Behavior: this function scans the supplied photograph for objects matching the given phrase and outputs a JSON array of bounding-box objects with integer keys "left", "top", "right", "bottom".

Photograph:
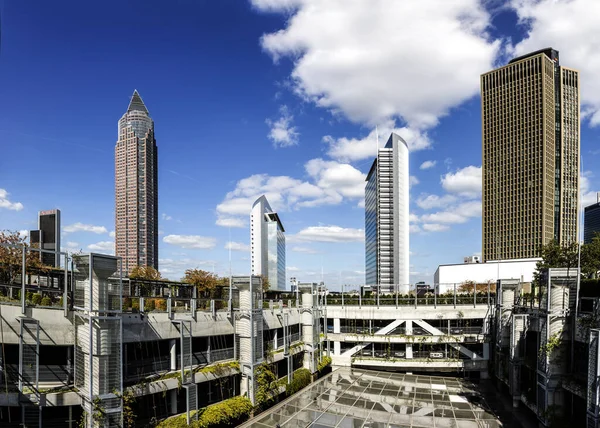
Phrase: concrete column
[
  {"left": 273, "top": 329, "right": 278, "bottom": 350},
  {"left": 333, "top": 318, "right": 340, "bottom": 334},
  {"left": 406, "top": 344, "right": 413, "bottom": 359},
  {"left": 334, "top": 341, "right": 341, "bottom": 356},
  {"left": 170, "top": 389, "right": 177, "bottom": 415},
  {"left": 483, "top": 343, "right": 490, "bottom": 360},
  {"left": 300, "top": 284, "right": 316, "bottom": 373},
  {"left": 170, "top": 339, "right": 177, "bottom": 371},
  {"left": 405, "top": 320, "right": 413, "bottom": 335}
]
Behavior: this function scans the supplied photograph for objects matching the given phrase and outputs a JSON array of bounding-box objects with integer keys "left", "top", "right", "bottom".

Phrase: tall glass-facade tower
[
  {"left": 115, "top": 90, "right": 159, "bottom": 274},
  {"left": 365, "top": 133, "right": 410, "bottom": 293},
  {"left": 251, "top": 195, "right": 286, "bottom": 291},
  {"left": 481, "top": 48, "right": 579, "bottom": 261}
]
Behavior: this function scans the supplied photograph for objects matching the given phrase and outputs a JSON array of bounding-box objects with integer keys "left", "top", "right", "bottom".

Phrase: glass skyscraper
[
  {"left": 584, "top": 195, "right": 600, "bottom": 244},
  {"left": 115, "top": 90, "right": 159, "bottom": 274},
  {"left": 365, "top": 133, "right": 410, "bottom": 293},
  {"left": 251, "top": 195, "right": 286, "bottom": 291}
]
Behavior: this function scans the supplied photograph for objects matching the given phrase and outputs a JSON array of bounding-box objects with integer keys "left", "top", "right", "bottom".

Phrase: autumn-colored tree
[
  {"left": 458, "top": 280, "right": 496, "bottom": 293},
  {"left": 183, "top": 269, "right": 218, "bottom": 297},
  {"left": 255, "top": 275, "right": 270, "bottom": 293},
  {"left": 129, "top": 265, "right": 162, "bottom": 280},
  {"left": 0, "top": 230, "right": 48, "bottom": 285}
]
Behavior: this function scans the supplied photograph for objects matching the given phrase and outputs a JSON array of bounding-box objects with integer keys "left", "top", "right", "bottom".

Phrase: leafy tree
[
  {"left": 129, "top": 265, "right": 161, "bottom": 280},
  {"left": 183, "top": 269, "right": 218, "bottom": 297},
  {"left": 254, "top": 275, "right": 270, "bottom": 292},
  {"left": 458, "top": 280, "right": 496, "bottom": 293},
  {"left": 0, "top": 230, "right": 49, "bottom": 285},
  {"left": 582, "top": 233, "right": 600, "bottom": 279},
  {"left": 533, "top": 240, "right": 579, "bottom": 287}
]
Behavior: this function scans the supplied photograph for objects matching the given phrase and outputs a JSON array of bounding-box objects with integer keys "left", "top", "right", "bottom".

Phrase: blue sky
[{"left": 1, "top": 0, "right": 599, "bottom": 289}]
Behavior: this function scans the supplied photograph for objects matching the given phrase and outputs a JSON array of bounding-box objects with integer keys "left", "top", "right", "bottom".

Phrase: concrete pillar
[
  {"left": 333, "top": 318, "right": 340, "bottom": 334},
  {"left": 273, "top": 329, "right": 278, "bottom": 350},
  {"left": 483, "top": 343, "right": 490, "bottom": 360},
  {"left": 406, "top": 344, "right": 413, "bottom": 359},
  {"left": 300, "top": 284, "right": 316, "bottom": 373},
  {"left": 334, "top": 341, "right": 341, "bottom": 356},
  {"left": 405, "top": 320, "right": 413, "bottom": 335},
  {"left": 170, "top": 389, "right": 178, "bottom": 415},
  {"left": 170, "top": 339, "right": 177, "bottom": 371}
]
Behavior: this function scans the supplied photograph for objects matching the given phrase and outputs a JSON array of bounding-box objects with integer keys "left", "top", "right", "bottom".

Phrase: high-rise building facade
[
  {"left": 481, "top": 48, "right": 579, "bottom": 261},
  {"left": 365, "top": 133, "right": 410, "bottom": 293},
  {"left": 584, "top": 193, "right": 600, "bottom": 244},
  {"left": 30, "top": 209, "right": 61, "bottom": 267},
  {"left": 251, "top": 195, "right": 286, "bottom": 291},
  {"left": 115, "top": 90, "right": 158, "bottom": 274}
]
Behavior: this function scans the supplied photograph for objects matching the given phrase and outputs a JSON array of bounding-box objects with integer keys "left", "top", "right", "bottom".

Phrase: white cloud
[
  {"left": 163, "top": 235, "right": 217, "bottom": 250},
  {"left": 420, "top": 200, "right": 482, "bottom": 224},
  {"left": 162, "top": 213, "right": 173, "bottom": 221},
  {"left": 225, "top": 241, "right": 250, "bottom": 252},
  {"left": 410, "top": 224, "right": 422, "bottom": 234},
  {"left": 254, "top": 0, "right": 499, "bottom": 129},
  {"left": 87, "top": 241, "right": 114, "bottom": 254},
  {"left": 409, "top": 213, "right": 420, "bottom": 223},
  {"left": 324, "top": 123, "right": 431, "bottom": 162},
  {"left": 416, "top": 194, "right": 458, "bottom": 210},
  {"left": 62, "top": 242, "right": 82, "bottom": 253},
  {"left": 409, "top": 176, "right": 420, "bottom": 187},
  {"left": 109, "top": 231, "right": 116, "bottom": 238},
  {"left": 0, "top": 189, "right": 24, "bottom": 211},
  {"left": 64, "top": 223, "right": 108, "bottom": 234},
  {"left": 420, "top": 160, "right": 437, "bottom": 170},
  {"left": 266, "top": 105, "right": 299, "bottom": 148},
  {"left": 581, "top": 171, "right": 600, "bottom": 207},
  {"left": 291, "top": 246, "right": 319, "bottom": 254},
  {"left": 216, "top": 160, "right": 365, "bottom": 225},
  {"left": 292, "top": 225, "right": 364, "bottom": 243},
  {"left": 216, "top": 217, "right": 246, "bottom": 228},
  {"left": 19, "top": 230, "right": 28, "bottom": 239},
  {"left": 159, "top": 258, "right": 217, "bottom": 280},
  {"left": 287, "top": 266, "right": 300, "bottom": 272},
  {"left": 422, "top": 223, "right": 450, "bottom": 232},
  {"left": 509, "top": 0, "right": 600, "bottom": 125},
  {"left": 441, "top": 166, "right": 482, "bottom": 198}
]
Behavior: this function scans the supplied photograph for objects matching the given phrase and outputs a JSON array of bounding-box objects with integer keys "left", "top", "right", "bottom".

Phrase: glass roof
[{"left": 241, "top": 368, "right": 502, "bottom": 428}]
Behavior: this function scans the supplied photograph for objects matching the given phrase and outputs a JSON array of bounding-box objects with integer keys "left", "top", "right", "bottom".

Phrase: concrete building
[
  {"left": 584, "top": 193, "right": 600, "bottom": 244},
  {"left": 434, "top": 258, "right": 540, "bottom": 294},
  {"left": 251, "top": 195, "right": 286, "bottom": 291},
  {"left": 365, "top": 133, "right": 409, "bottom": 293},
  {"left": 481, "top": 48, "right": 580, "bottom": 261},
  {"left": 29, "top": 209, "right": 61, "bottom": 267},
  {"left": 115, "top": 90, "right": 159, "bottom": 274}
]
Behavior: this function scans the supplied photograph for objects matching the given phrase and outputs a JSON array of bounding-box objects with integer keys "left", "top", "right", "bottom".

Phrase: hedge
[
  {"left": 286, "top": 368, "right": 311, "bottom": 396},
  {"left": 156, "top": 396, "right": 253, "bottom": 428}
]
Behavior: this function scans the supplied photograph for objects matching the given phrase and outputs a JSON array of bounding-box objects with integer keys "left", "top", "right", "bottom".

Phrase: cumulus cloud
[
  {"left": 409, "top": 176, "right": 420, "bottom": 187},
  {"left": 162, "top": 213, "right": 173, "bottom": 221},
  {"left": 422, "top": 223, "right": 450, "bottom": 232},
  {"left": 64, "top": 223, "right": 108, "bottom": 234},
  {"left": 253, "top": 0, "right": 500, "bottom": 129},
  {"left": 420, "top": 160, "right": 437, "bottom": 170},
  {"left": 266, "top": 105, "right": 299, "bottom": 148},
  {"left": 420, "top": 200, "right": 482, "bottom": 224},
  {"left": 216, "top": 160, "right": 365, "bottom": 225},
  {"left": 163, "top": 235, "right": 217, "bottom": 249},
  {"left": 416, "top": 194, "right": 458, "bottom": 210},
  {"left": 510, "top": 0, "right": 600, "bottom": 125},
  {"left": 0, "top": 189, "right": 24, "bottom": 211},
  {"left": 87, "top": 241, "right": 115, "bottom": 254},
  {"left": 225, "top": 241, "right": 250, "bottom": 252},
  {"left": 324, "top": 122, "right": 431, "bottom": 162},
  {"left": 216, "top": 217, "right": 246, "bottom": 228},
  {"left": 109, "top": 231, "right": 116, "bottom": 238},
  {"left": 441, "top": 166, "right": 482, "bottom": 198},
  {"left": 581, "top": 171, "right": 600, "bottom": 207},
  {"left": 292, "top": 225, "right": 364, "bottom": 243},
  {"left": 159, "top": 258, "right": 216, "bottom": 280}
]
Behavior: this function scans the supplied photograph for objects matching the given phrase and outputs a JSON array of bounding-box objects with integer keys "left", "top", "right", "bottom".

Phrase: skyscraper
[
  {"left": 250, "top": 195, "right": 286, "bottom": 291},
  {"left": 584, "top": 193, "right": 600, "bottom": 244},
  {"left": 481, "top": 48, "right": 579, "bottom": 261},
  {"left": 365, "top": 133, "right": 410, "bottom": 293},
  {"left": 115, "top": 90, "right": 158, "bottom": 274},
  {"left": 30, "top": 209, "right": 61, "bottom": 267}
]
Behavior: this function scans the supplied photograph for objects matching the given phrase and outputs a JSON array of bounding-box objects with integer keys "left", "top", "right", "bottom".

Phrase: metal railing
[{"left": 325, "top": 290, "right": 495, "bottom": 308}]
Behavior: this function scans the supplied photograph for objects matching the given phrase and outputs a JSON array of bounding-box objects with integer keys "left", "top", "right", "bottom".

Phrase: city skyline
[{"left": 2, "top": 1, "right": 600, "bottom": 288}]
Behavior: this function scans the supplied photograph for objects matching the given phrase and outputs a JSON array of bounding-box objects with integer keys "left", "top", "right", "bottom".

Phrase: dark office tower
[
  {"left": 481, "top": 48, "right": 580, "bottom": 261},
  {"left": 115, "top": 90, "right": 159, "bottom": 274},
  {"left": 584, "top": 193, "right": 600, "bottom": 244},
  {"left": 30, "top": 209, "right": 61, "bottom": 267}
]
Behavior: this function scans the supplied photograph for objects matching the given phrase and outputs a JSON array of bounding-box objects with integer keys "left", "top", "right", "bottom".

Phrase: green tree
[
  {"left": 129, "top": 265, "right": 162, "bottom": 280},
  {"left": 582, "top": 233, "right": 600, "bottom": 279},
  {"left": 183, "top": 269, "right": 218, "bottom": 297},
  {"left": 533, "top": 240, "right": 579, "bottom": 287},
  {"left": 0, "top": 230, "right": 49, "bottom": 285}
]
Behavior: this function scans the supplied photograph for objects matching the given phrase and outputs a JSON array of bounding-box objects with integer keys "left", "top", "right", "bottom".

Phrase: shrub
[
  {"left": 156, "top": 396, "right": 253, "bottom": 428},
  {"left": 317, "top": 356, "right": 332, "bottom": 374},
  {"left": 155, "top": 299, "right": 167, "bottom": 311},
  {"left": 40, "top": 296, "right": 52, "bottom": 306},
  {"left": 286, "top": 368, "right": 311, "bottom": 396},
  {"left": 31, "top": 293, "right": 42, "bottom": 305},
  {"left": 131, "top": 300, "right": 140, "bottom": 313},
  {"left": 26, "top": 291, "right": 33, "bottom": 302},
  {"left": 58, "top": 296, "right": 64, "bottom": 307},
  {"left": 123, "top": 297, "right": 132, "bottom": 309},
  {"left": 144, "top": 299, "right": 155, "bottom": 312}
]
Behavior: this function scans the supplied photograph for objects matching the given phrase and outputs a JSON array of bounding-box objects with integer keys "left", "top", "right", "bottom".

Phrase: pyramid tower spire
[{"left": 127, "top": 89, "right": 149, "bottom": 114}]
